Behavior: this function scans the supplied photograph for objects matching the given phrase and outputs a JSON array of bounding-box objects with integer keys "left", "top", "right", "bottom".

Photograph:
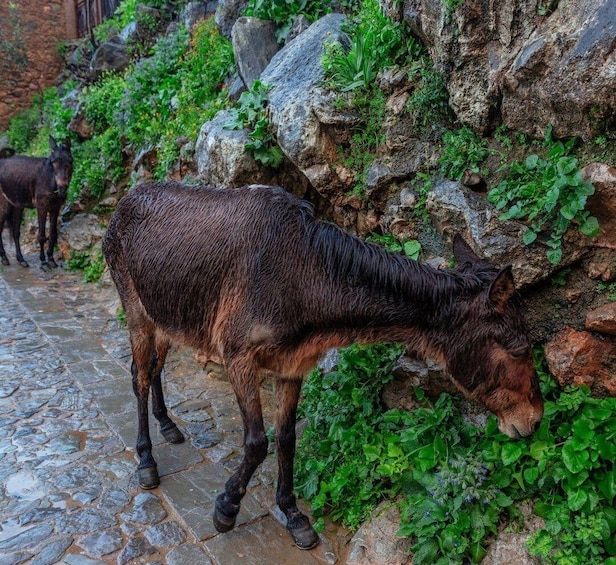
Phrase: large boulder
[
  {"left": 396, "top": 0, "right": 615, "bottom": 139},
  {"left": 260, "top": 14, "right": 357, "bottom": 202},
  {"left": 90, "top": 35, "right": 130, "bottom": 77},
  {"left": 195, "top": 110, "right": 272, "bottom": 187},
  {"left": 425, "top": 179, "right": 586, "bottom": 287},
  {"left": 231, "top": 17, "right": 280, "bottom": 88}
]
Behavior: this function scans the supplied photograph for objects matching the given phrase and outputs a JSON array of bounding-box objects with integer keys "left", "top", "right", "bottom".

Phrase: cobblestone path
[{"left": 0, "top": 258, "right": 346, "bottom": 565}]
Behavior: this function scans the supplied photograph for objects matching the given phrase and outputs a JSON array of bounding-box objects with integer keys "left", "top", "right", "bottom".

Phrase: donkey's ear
[
  {"left": 64, "top": 137, "right": 71, "bottom": 150},
  {"left": 489, "top": 265, "right": 516, "bottom": 309},
  {"left": 453, "top": 233, "right": 482, "bottom": 265},
  {"left": 49, "top": 136, "right": 58, "bottom": 150}
]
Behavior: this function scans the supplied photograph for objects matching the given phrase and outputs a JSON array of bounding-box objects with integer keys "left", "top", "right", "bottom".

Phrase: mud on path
[{"left": 0, "top": 251, "right": 348, "bottom": 565}]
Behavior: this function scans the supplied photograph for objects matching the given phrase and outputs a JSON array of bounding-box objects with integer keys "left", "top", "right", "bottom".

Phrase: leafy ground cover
[{"left": 295, "top": 344, "right": 616, "bottom": 564}]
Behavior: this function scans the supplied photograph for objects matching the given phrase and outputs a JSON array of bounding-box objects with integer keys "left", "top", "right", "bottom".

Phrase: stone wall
[{"left": 0, "top": 0, "right": 76, "bottom": 131}]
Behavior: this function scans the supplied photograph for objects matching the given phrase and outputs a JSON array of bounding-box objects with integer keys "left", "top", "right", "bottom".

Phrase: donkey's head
[
  {"left": 443, "top": 235, "right": 543, "bottom": 438},
  {"left": 48, "top": 136, "right": 73, "bottom": 196}
]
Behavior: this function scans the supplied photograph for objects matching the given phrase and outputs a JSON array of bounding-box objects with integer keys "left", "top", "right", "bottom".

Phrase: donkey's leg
[
  {"left": 45, "top": 207, "right": 60, "bottom": 268},
  {"left": 0, "top": 203, "right": 10, "bottom": 265},
  {"left": 130, "top": 321, "right": 160, "bottom": 489},
  {"left": 275, "top": 378, "right": 319, "bottom": 549},
  {"left": 150, "top": 333, "right": 185, "bottom": 444},
  {"left": 12, "top": 207, "right": 28, "bottom": 267},
  {"left": 213, "top": 358, "right": 268, "bottom": 533},
  {"left": 36, "top": 207, "right": 50, "bottom": 269}
]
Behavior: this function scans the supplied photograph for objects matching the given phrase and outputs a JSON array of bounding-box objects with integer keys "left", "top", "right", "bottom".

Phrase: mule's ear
[
  {"left": 64, "top": 138, "right": 71, "bottom": 150},
  {"left": 49, "top": 136, "right": 58, "bottom": 150},
  {"left": 489, "top": 265, "right": 516, "bottom": 309},
  {"left": 453, "top": 233, "right": 482, "bottom": 265}
]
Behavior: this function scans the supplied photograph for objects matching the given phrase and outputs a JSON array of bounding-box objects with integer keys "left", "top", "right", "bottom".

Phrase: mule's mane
[{"left": 306, "top": 218, "right": 498, "bottom": 304}]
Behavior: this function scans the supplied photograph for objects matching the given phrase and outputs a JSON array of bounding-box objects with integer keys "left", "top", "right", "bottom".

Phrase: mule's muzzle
[{"left": 498, "top": 408, "right": 543, "bottom": 439}]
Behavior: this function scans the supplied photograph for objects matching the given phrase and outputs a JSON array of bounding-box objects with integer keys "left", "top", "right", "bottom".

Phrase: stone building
[{"left": 0, "top": 0, "right": 118, "bottom": 130}]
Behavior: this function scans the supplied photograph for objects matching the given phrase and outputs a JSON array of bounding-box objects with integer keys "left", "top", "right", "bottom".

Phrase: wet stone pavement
[{"left": 0, "top": 254, "right": 347, "bottom": 565}]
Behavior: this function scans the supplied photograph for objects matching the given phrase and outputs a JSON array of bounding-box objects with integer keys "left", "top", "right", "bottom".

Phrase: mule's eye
[{"left": 510, "top": 347, "right": 530, "bottom": 358}]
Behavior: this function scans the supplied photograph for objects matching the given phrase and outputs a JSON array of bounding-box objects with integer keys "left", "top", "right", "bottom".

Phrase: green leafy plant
[
  {"left": 244, "top": 0, "right": 329, "bottom": 43},
  {"left": 366, "top": 232, "right": 422, "bottom": 260},
  {"left": 439, "top": 126, "right": 490, "bottom": 181},
  {"left": 224, "top": 80, "right": 283, "bottom": 168},
  {"left": 406, "top": 65, "right": 454, "bottom": 132},
  {"left": 488, "top": 129, "right": 599, "bottom": 264},
  {"left": 335, "top": 85, "right": 386, "bottom": 196},
  {"left": 296, "top": 345, "right": 616, "bottom": 564},
  {"left": 322, "top": 0, "right": 421, "bottom": 93},
  {"left": 67, "top": 249, "right": 106, "bottom": 283},
  {"left": 597, "top": 282, "right": 616, "bottom": 302}
]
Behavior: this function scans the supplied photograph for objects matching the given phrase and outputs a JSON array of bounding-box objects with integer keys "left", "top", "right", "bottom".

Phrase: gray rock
[
  {"left": 120, "top": 492, "right": 167, "bottom": 525},
  {"left": 166, "top": 545, "right": 213, "bottom": 565},
  {"left": 261, "top": 13, "right": 352, "bottom": 198},
  {"left": 90, "top": 36, "right": 130, "bottom": 76},
  {"left": 232, "top": 17, "right": 280, "bottom": 88},
  {"left": 117, "top": 536, "right": 156, "bottom": 565},
  {"left": 181, "top": 1, "right": 217, "bottom": 30},
  {"left": 401, "top": 0, "right": 616, "bottom": 139},
  {"left": 76, "top": 528, "right": 123, "bottom": 557},
  {"left": 425, "top": 178, "right": 585, "bottom": 286},
  {"left": 346, "top": 502, "right": 412, "bottom": 565},
  {"left": 144, "top": 521, "right": 187, "bottom": 547},
  {"left": 215, "top": 0, "right": 249, "bottom": 38},
  {"left": 30, "top": 537, "right": 73, "bottom": 565},
  {"left": 195, "top": 110, "right": 271, "bottom": 187}
]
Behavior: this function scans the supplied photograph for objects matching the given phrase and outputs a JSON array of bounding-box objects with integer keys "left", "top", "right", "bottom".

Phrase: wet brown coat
[{"left": 103, "top": 182, "right": 543, "bottom": 549}]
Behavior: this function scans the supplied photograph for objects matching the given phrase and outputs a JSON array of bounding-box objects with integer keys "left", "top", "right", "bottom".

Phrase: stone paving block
[
  {"left": 204, "top": 514, "right": 321, "bottom": 565},
  {"left": 89, "top": 377, "right": 136, "bottom": 416},
  {"left": 163, "top": 463, "right": 268, "bottom": 541}
]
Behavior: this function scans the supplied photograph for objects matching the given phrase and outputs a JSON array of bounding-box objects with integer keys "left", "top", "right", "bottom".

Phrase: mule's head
[
  {"left": 48, "top": 136, "right": 73, "bottom": 196},
  {"left": 443, "top": 235, "right": 543, "bottom": 438}
]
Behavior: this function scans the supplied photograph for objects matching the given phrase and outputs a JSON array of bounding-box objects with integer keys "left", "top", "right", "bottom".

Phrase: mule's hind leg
[
  {"left": 11, "top": 207, "right": 28, "bottom": 267},
  {"left": 214, "top": 357, "right": 268, "bottom": 533},
  {"left": 130, "top": 321, "right": 161, "bottom": 489},
  {"left": 150, "top": 332, "right": 184, "bottom": 444},
  {"left": 275, "top": 378, "right": 319, "bottom": 549},
  {"left": 0, "top": 199, "right": 10, "bottom": 265}
]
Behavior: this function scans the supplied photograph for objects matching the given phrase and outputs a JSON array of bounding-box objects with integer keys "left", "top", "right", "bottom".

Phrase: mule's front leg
[
  {"left": 37, "top": 207, "right": 50, "bottom": 269},
  {"left": 213, "top": 360, "right": 268, "bottom": 533},
  {"left": 45, "top": 207, "right": 60, "bottom": 268},
  {"left": 275, "top": 378, "right": 319, "bottom": 549}
]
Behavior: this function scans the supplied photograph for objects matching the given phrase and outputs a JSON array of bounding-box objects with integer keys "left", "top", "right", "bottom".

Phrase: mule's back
[{"left": 104, "top": 183, "right": 316, "bottom": 346}]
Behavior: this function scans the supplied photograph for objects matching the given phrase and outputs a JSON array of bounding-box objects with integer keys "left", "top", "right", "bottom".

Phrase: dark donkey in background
[
  {"left": 103, "top": 182, "right": 544, "bottom": 550},
  {"left": 0, "top": 136, "right": 73, "bottom": 269}
]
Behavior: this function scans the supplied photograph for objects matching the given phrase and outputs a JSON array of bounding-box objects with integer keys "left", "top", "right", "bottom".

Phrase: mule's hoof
[
  {"left": 213, "top": 495, "right": 240, "bottom": 533},
  {"left": 288, "top": 522, "right": 320, "bottom": 550},
  {"left": 47, "top": 258, "right": 58, "bottom": 268},
  {"left": 138, "top": 466, "right": 160, "bottom": 490},
  {"left": 161, "top": 423, "right": 185, "bottom": 444},
  {"left": 213, "top": 507, "right": 237, "bottom": 533},
  {"left": 1, "top": 257, "right": 8, "bottom": 266},
  {"left": 40, "top": 261, "right": 51, "bottom": 271},
  {"left": 19, "top": 260, "right": 29, "bottom": 268}
]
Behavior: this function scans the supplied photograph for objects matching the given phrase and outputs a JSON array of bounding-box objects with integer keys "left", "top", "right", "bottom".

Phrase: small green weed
[
  {"left": 366, "top": 232, "right": 421, "bottom": 260},
  {"left": 597, "top": 282, "right": 616, "bottom": 302},
  {"left": 406, "top": 65, "right": 454, "bottom": 133},
  {"left": 488, "top": 128, "right": 599, "bottom": 264},
  {"left": 67, "top": 249, "right": 106, "bottom": 283},
  {"left": 224, "top": 80, "right": 283, "bottom": 168},
  {"left": 438, "top": 126, "right": 490, "bottom": 181},
  {"left": 244, "top": 0, "right": 329, "bottom": 43}
]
